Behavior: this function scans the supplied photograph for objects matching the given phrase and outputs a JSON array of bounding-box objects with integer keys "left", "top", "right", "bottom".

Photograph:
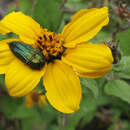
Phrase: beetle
[{"left": 9, "top": 41, "right": 45, "bottom": 69}]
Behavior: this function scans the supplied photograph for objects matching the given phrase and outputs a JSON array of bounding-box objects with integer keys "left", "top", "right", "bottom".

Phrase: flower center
[{"left": 34, "top": 29, "right": 64, "bottom": 62}]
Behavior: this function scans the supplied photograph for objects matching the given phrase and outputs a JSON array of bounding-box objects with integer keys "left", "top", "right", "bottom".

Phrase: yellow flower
[
  {"left": 0, "top": 7, "right": 113, "bottom": 113},
  {"left": 25, "top": 90, "right": 46, "bottom": 108}
]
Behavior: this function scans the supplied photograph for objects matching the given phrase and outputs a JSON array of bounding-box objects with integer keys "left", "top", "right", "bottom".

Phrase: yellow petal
[
  {"left": 62, "top": 42, "right": 113, "bottom": 78},
  {"left": 0, "top": 39, "right": 19, "bottom": 74},
  {"left": 44, "top": 60, "right": 81, "bottom": 113},
  {"left": 5, "top": 58, "right": 46, "bottom": 97},
  {"left": 0, "top": 12, "right": 42, "bottom": 44},
  {"left": 0, "top": 24, "right": 10, "bottom": 34},
  {"left": 77, "top": 70, "right": 109, "bottom": 78},
  {"left": 62, "top": 7, "right": 109, "bottom": 48}
]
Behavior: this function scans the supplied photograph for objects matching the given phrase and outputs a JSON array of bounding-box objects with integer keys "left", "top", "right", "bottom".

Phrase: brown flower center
[{"left": 34, "top": 29, "right": 64, "bottom": 62}]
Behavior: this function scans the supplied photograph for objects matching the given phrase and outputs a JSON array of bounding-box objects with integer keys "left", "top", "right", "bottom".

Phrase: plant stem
[{"left": 60, "top": 114, "right": 67, "bottom": 130}]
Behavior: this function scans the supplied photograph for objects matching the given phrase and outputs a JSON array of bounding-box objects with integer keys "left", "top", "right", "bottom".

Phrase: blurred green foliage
[
  {"left": 0, "top": 0, "right": 130, "bottom": 130},
  {"left": 116, "top": 29, "right": 130, "bottom": 56},
  {"left": 33, "top": 0, "right": 62, "bottom": 31}
]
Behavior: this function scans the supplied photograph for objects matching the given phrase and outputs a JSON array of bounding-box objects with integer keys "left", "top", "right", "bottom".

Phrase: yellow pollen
[{"left": 34, "top": 29, "right": 64, "bottom": 61}]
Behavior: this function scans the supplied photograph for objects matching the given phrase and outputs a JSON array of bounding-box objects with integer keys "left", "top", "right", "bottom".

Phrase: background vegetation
[{"left": 0, "top": 0, "right": 130, "bottom": 130}]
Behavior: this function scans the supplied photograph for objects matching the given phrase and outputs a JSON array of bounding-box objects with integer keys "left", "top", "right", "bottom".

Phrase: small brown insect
[{"left": 105, "top": 40, "right": 121, "bottom": 64}]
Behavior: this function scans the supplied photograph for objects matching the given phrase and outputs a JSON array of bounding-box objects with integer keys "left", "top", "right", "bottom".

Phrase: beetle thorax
[{"left": 34, "top": 29, "right": 64, "bottom": 62}]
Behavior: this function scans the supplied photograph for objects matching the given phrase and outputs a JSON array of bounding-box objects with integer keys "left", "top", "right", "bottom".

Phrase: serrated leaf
[
  {"left": 113, "top": 56, "right": 130, "bottom": 79},
  {"left": 33, "top": 0, "right": 61, "bottom": 31},
  {"left": 104, "top": 80, "right": 130, "bottom": 104},
  {"left": 116, "top": 29, "right": 130, "bottom": 56},
  {"left": 80, "top": 78, "right": 99, "bottom": 98}
]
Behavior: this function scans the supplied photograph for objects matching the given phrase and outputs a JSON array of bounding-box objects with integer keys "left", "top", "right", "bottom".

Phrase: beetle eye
[{"left": 112, "top": 46, "right": 116, "bottom": 50}]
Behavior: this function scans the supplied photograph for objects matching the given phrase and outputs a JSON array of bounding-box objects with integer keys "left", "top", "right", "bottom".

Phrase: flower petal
[
  {"left": 5, "top": 58, "right": 46, "bottom": 97},
  {"left": 62, "top": 42, "right": 113, "bottom": 78},
  {"left": 62, "top": 7, "right": 109, "bottom": 48},
  {"left": 0, "top": 12, "right": 42, "bottom": 44},
  {"left": 0, "top": 39, "right": 20, "bottom": 74},
  {"left": 43, "top": 60, "right": 81, "bottom": 113}
]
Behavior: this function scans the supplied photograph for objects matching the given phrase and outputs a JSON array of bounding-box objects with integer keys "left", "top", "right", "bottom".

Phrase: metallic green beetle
[{"left": 9, "top": 41, "right": 45, "bottom": 69}]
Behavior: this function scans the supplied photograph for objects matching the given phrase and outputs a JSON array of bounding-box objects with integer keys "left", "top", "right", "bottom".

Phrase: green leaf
[
  {"left": 10, "top": 104, "right": 39, "bottom": 119},
  {"left": 21, "top": 105, "right": 59, "bottom": 129},
  {"left": 35, "top": 77, "right": 46, "bottom": 94},
  {"left": 0, "top": 34, "right": 8, "bottom": 40},
  {"left": 95, "top": 78, "right": 112, "bottom": 106},
  {"left": 113, "top": 56, "right": 130, "bottom": 79},
  {"left": 0, "top": 74, "right": 5, "bottom": 87},
  {"left": 104, "top": 80, "right": 130, "bottom": 104},
  {"left": 48, "top": 125, "right": 59, "bottom": 130},
  {"left": 116, "top": 29, "right": 130, "bottom": 56},
  {"left": 80, "top": 78, "right": 99, "bottom": 98},
  {"left": 79, "top": 111, "right": 95, "bottom": 127},
  {"left": 66, "top": 0, "right": 87, "bottom": 11},
  {"left": 33, "top": 0, "right": 61, "bottom": 31},
  {"left": 65, "top": 90, "right": 97, "bottom": 130},
  {"left": 95, "top": 77, "right": 107, "bottom": 88},
  {"left": 0, "top": 96, "right": 24, "bottom": 119},
  {"left": 0, "top": 96, "right": 44, "bottom": 119},
  {"left": 121, "top": 120, "right": 130, "bottom": 130},
  {"left": 90, "top": 31, "right": 112, "bottom": 43},
  {"left": 22, "top": 118, "right": 45, "bottom": 130},
  {"left": 19, "top": 0, "right": 32, "bottom": 14},
  {"left": 7, "top": 5, "right": 17, "bottom": 13}
]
